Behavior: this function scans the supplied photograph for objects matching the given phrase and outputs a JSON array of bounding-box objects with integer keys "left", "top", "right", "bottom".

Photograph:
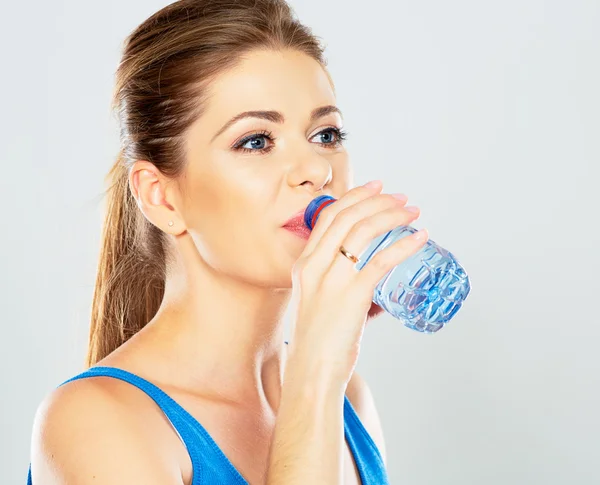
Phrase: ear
[{"left": 128, "top": 160, "right": 185, "bottom": 235}]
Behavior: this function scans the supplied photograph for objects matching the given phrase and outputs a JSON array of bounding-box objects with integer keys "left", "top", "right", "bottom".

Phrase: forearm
[{"left": 265, "top": 355, "right": 347, "bottom": 484}]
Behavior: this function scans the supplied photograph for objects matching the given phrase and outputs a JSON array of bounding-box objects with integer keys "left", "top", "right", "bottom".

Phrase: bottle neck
[{"left": 304, "top": 195, "right": 336, "bottom": 230}]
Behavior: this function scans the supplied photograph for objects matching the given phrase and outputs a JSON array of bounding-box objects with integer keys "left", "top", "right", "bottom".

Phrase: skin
[{"left": 30, "top": 49, "right": 389, "bottom": 484}]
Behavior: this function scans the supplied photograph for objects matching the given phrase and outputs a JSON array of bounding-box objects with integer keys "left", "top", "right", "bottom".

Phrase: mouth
[
  {"left": 282, "top": 209, "right": 307, "bottom": 227},
  {"left": 282, "top": 209, "right": 312, "bottom": 240}
]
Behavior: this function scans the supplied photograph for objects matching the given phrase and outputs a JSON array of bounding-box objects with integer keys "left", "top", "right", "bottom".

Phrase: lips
[
  {"left": 283, "top": 220, "right": 311, "bottom": 240},
  {"left": 282, "top": 212, "right": 307, "bottom": 229},
  {"left": 282, "top": 208, "right": 312, "bottom": 240},
  {"left": 282, "top": 208, "right": 309, "bottom": 229}
]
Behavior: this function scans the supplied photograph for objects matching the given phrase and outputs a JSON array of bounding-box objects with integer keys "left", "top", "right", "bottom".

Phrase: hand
[{"left": 286, "top": 181, "right": 429, "bottom": 386}]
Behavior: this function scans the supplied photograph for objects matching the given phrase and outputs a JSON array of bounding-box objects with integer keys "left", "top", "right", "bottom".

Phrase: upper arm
[
  {"left": 30, "top": 378, "right": 184, "bottom": 485},
  {"left": 345, "top": 371, "right": 387, "bottom": 466}
]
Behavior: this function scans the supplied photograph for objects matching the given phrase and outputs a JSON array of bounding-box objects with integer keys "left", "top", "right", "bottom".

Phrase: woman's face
[{"left": 176, "top": 48, "right": 351, "bottom": 288}]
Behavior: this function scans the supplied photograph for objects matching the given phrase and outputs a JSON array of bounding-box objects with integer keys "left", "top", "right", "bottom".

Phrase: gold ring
[{"left": 339, "top": 245, "right": 360, "bottom": 264}]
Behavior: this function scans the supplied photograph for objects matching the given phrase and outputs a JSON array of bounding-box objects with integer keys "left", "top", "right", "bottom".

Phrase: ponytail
[{"left": 86, "top": 153, "right": 167, "bottom": 367}]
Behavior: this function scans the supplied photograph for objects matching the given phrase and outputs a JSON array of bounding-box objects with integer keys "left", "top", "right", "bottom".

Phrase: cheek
[
  {"left": 193, "top": 221, "right": 290, "bottom": 286},
  {"left": 180, "top": 177, "right": 281, "bottom": 279},
  {"left": 328, "top": 155, "right": 352, "bottom": 194},
  {"left": 189, "top": 209, "right": 270, "bottom": 276}
]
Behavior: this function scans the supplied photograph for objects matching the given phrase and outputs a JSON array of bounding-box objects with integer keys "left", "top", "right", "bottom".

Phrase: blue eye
[
  {"left": 233, "top": 127, "right": 347, "bottom": 154},
  {"left": 316, "top": 130, "right": 335, "bottom": 144},
  {"left": 241, "top": 136, "right": 268, "bottom": 150},
  {"left": 234, "top": 130, "right": 275, "bottom": 154},
  {"left": 311, "top": 127, "right": 347, "bottom": 147}
]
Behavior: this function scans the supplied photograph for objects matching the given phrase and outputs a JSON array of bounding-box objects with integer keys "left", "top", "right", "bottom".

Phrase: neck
[{"left": 142, "top": 236, "right": 292, "bottom": 411}]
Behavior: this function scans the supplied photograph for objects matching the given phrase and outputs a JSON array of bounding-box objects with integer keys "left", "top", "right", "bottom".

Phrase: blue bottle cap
[{"left": 304, "top": 195, "right": 337, "bottom": 230}]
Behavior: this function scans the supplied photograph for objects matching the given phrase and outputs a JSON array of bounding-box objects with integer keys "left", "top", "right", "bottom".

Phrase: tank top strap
[
  {"left": 27, "top": 366, "right": 216, "bottom": 485},
  {"left": 61, "top": 366, "right": 213, "bottom": 481},
  {"left": 343, "top": 393, "right": 390, "bottom": 484}
]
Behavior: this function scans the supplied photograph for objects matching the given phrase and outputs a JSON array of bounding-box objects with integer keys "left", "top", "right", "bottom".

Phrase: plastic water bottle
[{"left": 304, "top": 195, "right": 471, "bottom": 333}]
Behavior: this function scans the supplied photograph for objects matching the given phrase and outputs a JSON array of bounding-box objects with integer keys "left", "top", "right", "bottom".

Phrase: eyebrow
[{"left": 211, "top": 105, "right": 343, "bottom": 142}]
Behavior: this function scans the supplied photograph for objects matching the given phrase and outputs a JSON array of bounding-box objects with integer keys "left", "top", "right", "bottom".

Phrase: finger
[
  {"left": 355, "top": 227, "right": 429, "bottom": 291},
  {"left": 305, "top": 193, "right": 412, "bottom": 277},
  {"left": 301, "top": 181, "right": 384, "bottom": 258},
  {"left": 327, "top": 205, "right": 421, "bottom": 280}
]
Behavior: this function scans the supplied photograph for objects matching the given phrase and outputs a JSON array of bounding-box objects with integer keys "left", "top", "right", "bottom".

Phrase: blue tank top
[{"left": 27, "top": 365, "right": 389, "bottom": 484}]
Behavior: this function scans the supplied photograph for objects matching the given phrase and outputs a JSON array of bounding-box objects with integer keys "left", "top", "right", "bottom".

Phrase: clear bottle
[{"left": 304, "top": 195, "right": 471, "bottom": 333}]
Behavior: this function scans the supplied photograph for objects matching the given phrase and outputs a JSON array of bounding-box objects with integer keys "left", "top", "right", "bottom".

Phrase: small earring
[{"left": 168, "top": 220, "right": 174, "bottom": 227}]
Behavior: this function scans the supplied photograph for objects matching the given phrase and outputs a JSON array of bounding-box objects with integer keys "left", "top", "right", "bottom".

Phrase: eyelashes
[{"left": 232, "top": 127, "right": 348, "bottom": 154}]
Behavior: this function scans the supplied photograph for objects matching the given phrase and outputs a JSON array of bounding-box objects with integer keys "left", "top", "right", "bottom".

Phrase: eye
[
  {"left": 311, "top": 127, "right": 348, "bottom": 147},
  {"left": 232, "top": 127, "right": 348, "bottom": 155},
  {"left": 233, "top": 130, "right": 276, "bottom": 154},
  {"left": 242, "top": 137, "right": 267, "bottom": 150}
]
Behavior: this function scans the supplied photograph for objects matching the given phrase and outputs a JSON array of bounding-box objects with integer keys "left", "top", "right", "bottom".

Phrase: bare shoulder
[
  {"left": 30, "top": 375, "right": 184, "bottom": 484},
  {"left": 345, "top": 370, "right": 387, "bottom": 465}
]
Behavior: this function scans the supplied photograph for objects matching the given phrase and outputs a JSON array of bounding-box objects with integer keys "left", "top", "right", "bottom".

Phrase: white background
[{"left": 1, "top": 1, "right": 598, "bottom": 483}]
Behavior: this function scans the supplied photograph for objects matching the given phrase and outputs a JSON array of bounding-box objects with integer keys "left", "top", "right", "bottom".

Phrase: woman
[{"left": 28, "top": 0, "right": 428, "bottom": 483}]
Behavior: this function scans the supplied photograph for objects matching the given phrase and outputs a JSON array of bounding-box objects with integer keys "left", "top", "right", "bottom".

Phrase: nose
[{"left": 286, "top": 152, "right": 333, "bottom": 193}]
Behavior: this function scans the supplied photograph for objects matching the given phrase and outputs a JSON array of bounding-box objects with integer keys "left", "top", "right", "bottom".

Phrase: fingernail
[
  {"left": 413, "top": 228, "right": 428, "bottom": 241},
  {"left": 391, "top": 193, "right": 408, "bottom": 201},
  {"left": 364, "top": 180, "right": 382, "bottom": 189},
  {"left": 405, "top": 206, "right": 419, "bottom": 213}
]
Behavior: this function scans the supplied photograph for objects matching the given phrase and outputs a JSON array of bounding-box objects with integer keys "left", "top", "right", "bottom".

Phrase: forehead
[{"left": 203, "top": 49, "right": 336, "bottom": 120}]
